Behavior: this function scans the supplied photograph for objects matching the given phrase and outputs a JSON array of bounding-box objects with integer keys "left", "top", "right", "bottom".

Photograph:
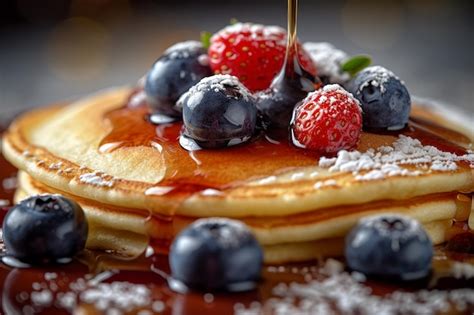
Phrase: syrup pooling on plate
[{"left": 0, "top": 141, "right": 466, "bottom": 315}]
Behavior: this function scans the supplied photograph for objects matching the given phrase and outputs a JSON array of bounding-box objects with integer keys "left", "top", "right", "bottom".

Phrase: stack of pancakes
[{"left": 2, "top": 87, "right": 473, "bottom": 263}]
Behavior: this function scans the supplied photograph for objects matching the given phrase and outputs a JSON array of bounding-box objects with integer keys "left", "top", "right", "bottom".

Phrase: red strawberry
[
  {"left": 208, "top": 22, "right": 317, "bottom": 92},
  {"left": 291, "top": 84, "right": 362, "bottom": 153}
]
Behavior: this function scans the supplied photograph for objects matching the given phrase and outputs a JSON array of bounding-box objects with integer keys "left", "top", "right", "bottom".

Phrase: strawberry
[
  {"left": 291, "top": 84, "right": 362, "bottom": 153},
  {"left": 208, "top": 22, "right": 316, "bottom": 92}
]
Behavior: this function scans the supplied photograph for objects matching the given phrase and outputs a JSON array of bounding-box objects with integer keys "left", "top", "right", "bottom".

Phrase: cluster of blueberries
[
  {"left": 3, "top": 195, "right": 433, "bottom": 291},
  {"left": 144, "top": 40, "right": 411, "bottom": 149}
]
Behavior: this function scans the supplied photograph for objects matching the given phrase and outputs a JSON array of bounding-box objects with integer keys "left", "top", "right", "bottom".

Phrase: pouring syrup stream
[
  {"left": 282, "top": 0, "right": 314, "bottom": 85},
  {"left": 257, "top": 0, "right": 321, "bottom": 135}
]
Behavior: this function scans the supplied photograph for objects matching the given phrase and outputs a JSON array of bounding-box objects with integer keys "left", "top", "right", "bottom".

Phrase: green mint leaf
[
  {"left": 341, "top": 55, "right": 372, "bottom": 76},
  {"left": 230, "top": 18, "right": 239, "bottom": 25},
  {"left": 200, "top": 31, "right": 212, "bottom": 49}
]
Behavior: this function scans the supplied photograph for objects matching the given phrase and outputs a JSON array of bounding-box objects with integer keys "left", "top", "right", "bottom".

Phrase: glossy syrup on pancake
[
  {"left": 99, "top": 103, "right": 470, "bottom": 191},
  {"left": 97, "top": 0, "right": 472, "bottom": 250},
  {"left": 93, "top": 93, "right": 473, "bottom": 254},
  {"left": 95, "top": 1, "right": 472, "bottom": 255},
  {"left": 0, "top": 152, "right": 474, "bottom": 313},
  {"left": 1, "top": 0, "right": 474, "bottom": 310}
]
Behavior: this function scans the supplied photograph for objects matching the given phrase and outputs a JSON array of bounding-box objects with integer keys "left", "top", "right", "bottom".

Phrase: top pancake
[{"left": 2, "top": 87, "right": 473, "bottom": 217}]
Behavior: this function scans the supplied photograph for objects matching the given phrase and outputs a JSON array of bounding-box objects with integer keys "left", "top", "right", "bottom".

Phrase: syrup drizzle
[
  {"left": 2, "top": 141, "right": 473, "bottom": 315},
  {"left": 97, "top": 95, "right": 472, "bottom": 252},
  {"left": 279, "top": 0, "right": 319, "bottom": 89},
  {"left": 98, "top": 0, "right": 469, "bottom": 197},
  {"left": 99, "top": 102, "right": 470, "bottom": 192},
  {"left": 256, "top": 0, "right": 321, "bottom": 135},
  {"left": 99, "top": 104, "right": 319, "bottom": 190}
]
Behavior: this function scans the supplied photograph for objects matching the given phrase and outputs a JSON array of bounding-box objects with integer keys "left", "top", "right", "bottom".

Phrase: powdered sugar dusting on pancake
[{"left": 319, "top": 135, "right": 474, "bottom": 181}]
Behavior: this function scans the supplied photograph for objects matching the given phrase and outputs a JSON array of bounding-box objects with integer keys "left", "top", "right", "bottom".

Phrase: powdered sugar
[
  {"left": 354, "top": 214, "right": 426, "bottom": 241},
  {"left": 313, "top": 179, "right": 338, "bottom": 189},
  {"left": 235, "top": 260, "right": 474, "bottom": 315},
  {"left": 357, "top": 65, "right": 400, "bottom": 94},
  {"left": 79, "top": 172, "right": 115, "bottom": 188},
  {"left": 303, "top": 42, "right": 350, "bottom": 84},
  {"left": 450, "top": 262, "right": 474, "bottom": 279},
  {"left": 191, "top": 218, "right": 253, "bottom": 248},
  {"left": 215, "top": 23, "right": 286, "bottom": 45},
  {"left": 164, "top": 40, "right": 203, "bottom": 59},
  {"left": 79, "top": 282, "right": 151, "bottom": 312},
  {"left": 300, "top": 84, "right": 361, "bottom": 116},
  {"left": 22, "top": 271, "right": 160, "bottom": 315},
  {"left": 178, "top": 74, "right": 253, "bottom": 103},
  {"left": 48, "top": 162, "right": 63, "bottom": 170},
  {"left": 318, "top": 135, "right": 474, "bottom": 181}
]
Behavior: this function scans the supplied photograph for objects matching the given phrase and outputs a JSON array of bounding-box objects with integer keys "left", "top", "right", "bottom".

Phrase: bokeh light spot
[{"left": 46, "top": 17, "right": 109, "bottom": 82}]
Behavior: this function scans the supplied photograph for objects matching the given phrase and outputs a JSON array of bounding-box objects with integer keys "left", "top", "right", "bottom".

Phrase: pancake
[
  {"left": 411, "top": 96, "right": 474, "bottom": 144},
  {"left": 2, "top": 87, "right": 473, "bottom": 217},
  {"left": 15, "top": 170, "right": 465, "bottom": 263},
  {"left": 2, "top": 86, "right": 473, "bottom": 263}
]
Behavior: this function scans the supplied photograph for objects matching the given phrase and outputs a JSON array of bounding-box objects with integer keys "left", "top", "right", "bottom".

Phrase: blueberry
[
  {"left": 2, "top": 195, "right": 88, "bottom": 264},
  {"left": 145, "top": 41, "right": 212, "bottom": 118},
  {"left": 347, "top": 66, "right": 411, "bottom": 130},
  {"left": 256, "top": 56, "right": 320, "bottom": 135},
  {"left": 256, "top": 78, "right": 308, "bottom": 133},
  {"left": 345, "top": 214, "right": 433, "bottom": 281},
  {"left": 177, "top": 75, "right": 257, "bottom": 149},
  {"left": 169, "top": 218, "right": 263, "bottom": 291}
]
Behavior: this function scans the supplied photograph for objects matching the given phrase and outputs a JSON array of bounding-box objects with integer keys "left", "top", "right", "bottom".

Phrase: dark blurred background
[{"left": 0, "top": 0, "right": 473, "bottom": 117}]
